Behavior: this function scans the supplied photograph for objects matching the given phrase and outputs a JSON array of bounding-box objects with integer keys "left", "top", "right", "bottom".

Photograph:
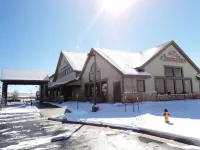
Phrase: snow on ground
[
  {"left": 0, "top": 103, "right": 40, "bottom": 114},
  {"left": 0, "top": 104, "right": 40, "bottom": 114},
  {"left": 50, "top": 100, "right": 200, "bottom": 141}
]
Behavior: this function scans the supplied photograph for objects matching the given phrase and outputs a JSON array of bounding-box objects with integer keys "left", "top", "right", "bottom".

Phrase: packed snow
[
  {"left": 51, "top": 99, "right": 200, "bottom": 141},
  {"left": 0, "top": 104, "right": 40, "bottom": 114}
]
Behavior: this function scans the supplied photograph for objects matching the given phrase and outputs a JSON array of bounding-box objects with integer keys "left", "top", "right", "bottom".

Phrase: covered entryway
[{"left": 0, "top": 69, "right": 49, "bottom": 103}]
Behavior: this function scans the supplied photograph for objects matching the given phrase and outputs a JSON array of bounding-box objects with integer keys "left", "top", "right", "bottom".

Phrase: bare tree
[{"left": 11, "top": 90, "right": 19, "bottom": 102}]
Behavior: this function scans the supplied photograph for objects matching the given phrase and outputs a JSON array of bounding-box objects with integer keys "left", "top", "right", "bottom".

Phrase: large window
[
  {"left": 155, "top": 66, "right": 192, "bottom": 94},
  {"left": 155, "top": 78, "right": 165, "bottom": 94},
  {"left": 174, "top": 68, "right": 183, "bottom": 77},
  {"left": 137, "top": 80, "right": 145, "bottom": 92},
  {"left": 166, "top": 79, "right": 175, "bottom": 94},
  {"left": 165, "top": 67, "right": 174, "bottom": 77},
  {"left": 184, "top": 79, "right": 192, "bottom": 94},
  {"left": 165, "top": 67, "right": 183, "bottom": 77},
  {"left": 175, "top": 80, "right": 184, "bottom": 94}
]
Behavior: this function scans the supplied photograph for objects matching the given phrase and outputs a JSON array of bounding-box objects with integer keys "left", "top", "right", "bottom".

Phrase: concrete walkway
[{"left": 34, "top": 102, "right": 65, "bottom": 117}]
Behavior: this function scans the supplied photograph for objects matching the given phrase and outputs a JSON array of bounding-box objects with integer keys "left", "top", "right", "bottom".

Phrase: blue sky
[{"left": 0, "top": 0, "right": 200, "bottom": 93}]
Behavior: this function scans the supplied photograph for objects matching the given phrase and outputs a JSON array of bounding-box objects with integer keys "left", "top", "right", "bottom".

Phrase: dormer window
[{"left": 65, "top": 67, "right": 73, "bottom": 75}]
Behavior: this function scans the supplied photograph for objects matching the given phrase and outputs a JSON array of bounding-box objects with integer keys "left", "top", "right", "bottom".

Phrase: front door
[
  {"left": 113, "top": 81, "right": 121, "bottom": 102},
  {"left": 63, "top": 87, "right": 72, "bottom": 102}
]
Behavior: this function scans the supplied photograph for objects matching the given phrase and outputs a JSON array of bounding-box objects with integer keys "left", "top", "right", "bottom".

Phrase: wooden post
[
  {"left": 40, "top": 85, "right": 43, "bottom": 103},
  {"left": 2, "top": 83, "right": 8, "bottom": 105},
  {"left": 94, "top": 54, "right": 97, "bottom": 105},
  {"left": 43, "top": 83, "right": 46, "bottom": 102}
]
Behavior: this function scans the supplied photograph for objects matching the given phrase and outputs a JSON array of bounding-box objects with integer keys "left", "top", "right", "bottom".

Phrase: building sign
[{"left": 161, "top": 50, "right": 186, "bottom": 63}]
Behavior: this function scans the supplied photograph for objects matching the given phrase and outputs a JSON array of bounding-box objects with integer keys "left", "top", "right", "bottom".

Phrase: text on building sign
[{"left": 161, "top": 50, "right": 186, "bottom": 63}]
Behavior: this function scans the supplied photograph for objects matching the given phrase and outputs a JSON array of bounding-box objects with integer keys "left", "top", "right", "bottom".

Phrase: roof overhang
[
  {"left": 1, "top": 69, "right": 49, "bottom": 85},
  {"left": 48, "top": 78, "right": 80, "bottom": 89},
  {"left": 1, "top": 80, "right": 49, "bottom": 85},
  {"left": 124, "top": 74, "right": 151, "bottom": 79}
]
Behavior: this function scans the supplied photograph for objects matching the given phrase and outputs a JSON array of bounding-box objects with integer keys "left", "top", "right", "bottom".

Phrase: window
[
  {"left": 166, "top": 79, "right": 175, "bottom": 94},
  {"left": 155, "top": 78, "right": 165, "bottom": 94},
  {"left": 175, "top": 80, "right": 184, "bottom": 94},
  {"left": 165, "top": 67, "right": 174, "bottom": 77},
  {"left": 137, "top": 80, "right": 145, "bottom": 92},
  {"left": 65, "top": 67, "right": 73, "bottom": 75},
  {"left": 89, "top": 63, "right": 101, "bottom": 81},
  {"left": 184, "top": 80, "right": 192, "bottom": 94},
  {"left": 156, "top": 66, "right": 192, "bottom": 94},
  {"left": 174, "top": 68, "right": 183, "bottom": 77},
  {"left": 165, "top": 67, "right": 183, "bottom": 77}
]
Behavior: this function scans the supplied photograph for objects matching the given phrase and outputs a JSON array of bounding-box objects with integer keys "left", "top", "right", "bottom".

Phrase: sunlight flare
[{"left": 101, "top": 0, "right": 132, "bottom": 14}]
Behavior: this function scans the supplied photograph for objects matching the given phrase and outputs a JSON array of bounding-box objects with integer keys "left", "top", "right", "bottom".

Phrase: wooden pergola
[{"left": 0, "top": 69, "right": 49, "bottom": 102}]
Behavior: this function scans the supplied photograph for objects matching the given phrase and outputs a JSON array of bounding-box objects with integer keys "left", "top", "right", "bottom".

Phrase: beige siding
[
  {"left": 56, "top": 72, "right": 76, "bottom": 83},
  {"left": 58, "top": 56, "right": 69, "bottom": 73},
  {"left": 145, "top": 45, "right": 199, "bottom": 92},
  {"left": 81, "top": 51, "right": 123, "bottom": 102},
  {"left": 56, "top": 56, "right": 76, "bottom": 83}
]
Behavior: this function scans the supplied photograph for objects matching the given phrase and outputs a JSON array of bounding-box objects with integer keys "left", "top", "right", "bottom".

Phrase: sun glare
[{"left": 101, "top": 0, "right": 132, "bottom": 14}]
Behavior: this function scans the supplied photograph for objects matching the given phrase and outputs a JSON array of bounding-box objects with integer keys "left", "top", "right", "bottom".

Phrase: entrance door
[
  {"left": 113, "top": 81, "right": 121, "bottom": 102},
  {"left": 63, "top": 87, "right": 72, "bottom": 102}
]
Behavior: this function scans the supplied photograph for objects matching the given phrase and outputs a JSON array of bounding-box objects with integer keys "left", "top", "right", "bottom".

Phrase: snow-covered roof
[
  {"left": 140, "top": 41, "right": 171, "bottom": 66},
  {"left": 93, "top": 41, "right": 171, "bottom": 76},
  {"left": 62, "top": 51, "right": 87, "bottom": 71},
  {"left": 1, "top": 69, "right": 49, "bottom": 81}
]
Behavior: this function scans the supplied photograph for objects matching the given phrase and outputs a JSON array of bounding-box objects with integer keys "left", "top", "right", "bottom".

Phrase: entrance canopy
[{"left": 1, "top": 69, "right": 49, "bottom": 85}]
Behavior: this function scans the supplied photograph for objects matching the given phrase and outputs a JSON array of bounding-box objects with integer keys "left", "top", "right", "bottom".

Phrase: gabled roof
[
  {"left": 94, "top": 48, "right": 150, "bottom": 76},
  {"left": 62, "top": 51, "right": 87, "bottom": 71},
  {"left": 86, "top": 40, "right": 199, "bottom": 76},
  {"left": 139, "top": 41, "right": 171, "bottom": 67},
  {"left": 53, "top": 51, "right": 87, "bottom": 82},
  {"left": 1, "top": 68, "right": 49, "bottom": 81}
]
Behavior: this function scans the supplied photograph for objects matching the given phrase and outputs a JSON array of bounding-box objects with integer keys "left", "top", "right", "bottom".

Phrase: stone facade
[{"left": 124, "top": 91, "right": 200, "bottom": 103}]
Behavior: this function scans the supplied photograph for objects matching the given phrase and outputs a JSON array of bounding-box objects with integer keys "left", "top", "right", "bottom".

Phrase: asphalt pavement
[{"left": 0, "top": 103, "right": 195, "bottom": 150}]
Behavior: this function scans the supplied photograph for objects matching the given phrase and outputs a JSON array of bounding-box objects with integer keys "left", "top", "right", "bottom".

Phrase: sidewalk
[{"left": 34, "top": 102, "right": 65, "bottom": 117}]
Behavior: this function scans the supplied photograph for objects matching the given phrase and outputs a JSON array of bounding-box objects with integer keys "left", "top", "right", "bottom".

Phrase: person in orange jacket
[{"left": 163, "top": 109, "right": 170, "bottom": 123}]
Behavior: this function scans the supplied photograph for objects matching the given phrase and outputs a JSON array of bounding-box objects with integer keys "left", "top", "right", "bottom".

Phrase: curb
[
  {"left": 48, "top": 117, "right": 66, "bottom": 122},
  {"left": 48, "top": 117, "right": 200, "bottom": 147}
]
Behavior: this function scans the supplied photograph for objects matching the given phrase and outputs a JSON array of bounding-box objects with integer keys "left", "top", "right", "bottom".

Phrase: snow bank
[{"left": 51, "top": 100, "right": 200, "bottom": 141}]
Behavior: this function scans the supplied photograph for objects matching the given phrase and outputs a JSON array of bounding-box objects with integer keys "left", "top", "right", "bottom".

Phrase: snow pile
[{"left": 51, "top": 100, "right": 200, "bottom": 140}]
